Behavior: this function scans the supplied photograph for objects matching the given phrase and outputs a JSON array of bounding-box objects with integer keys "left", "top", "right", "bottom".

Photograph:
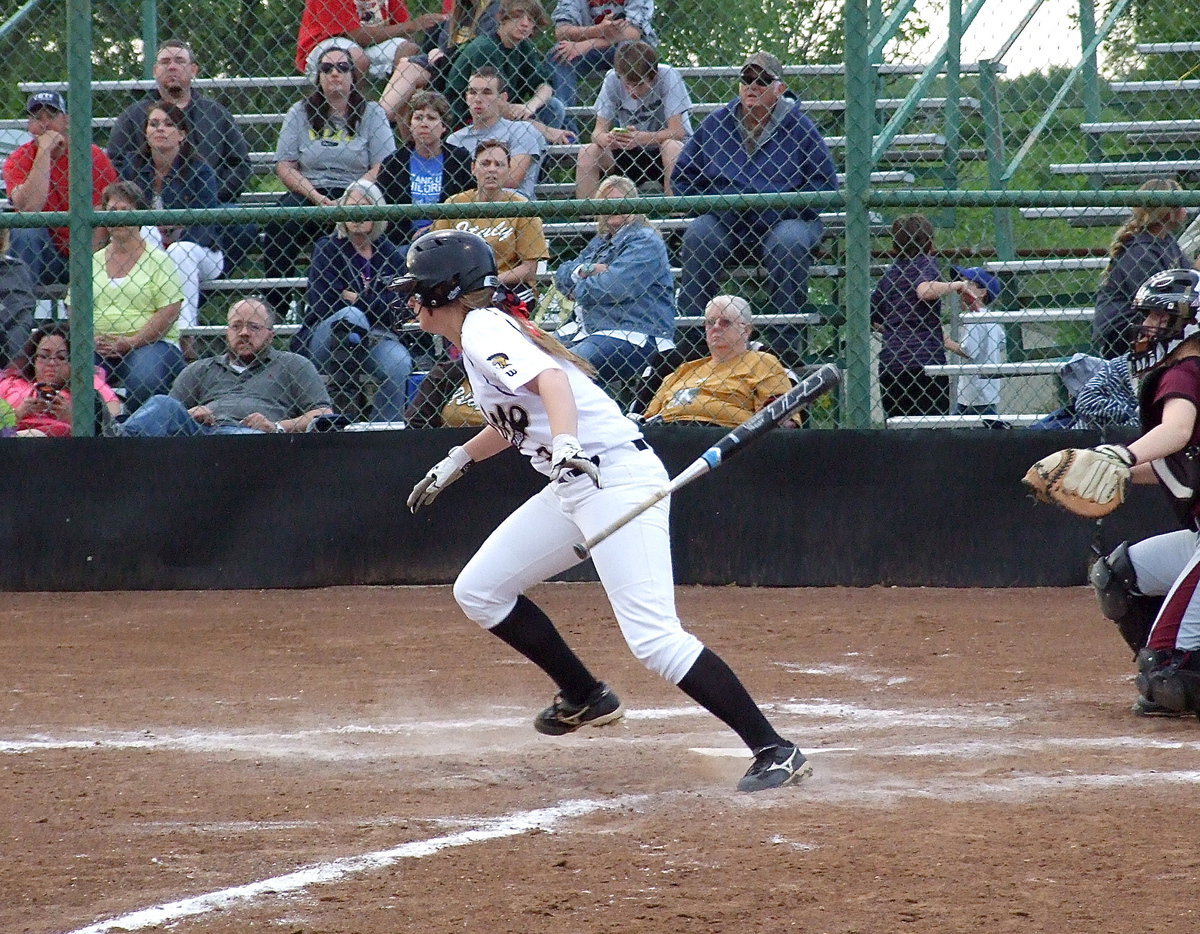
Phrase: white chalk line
[
  {"left": 63, "top": 795, "right": 647, "bottom": 934},
  {"left": 0, "top": 700, "right": 1023, "bottom": 758}
]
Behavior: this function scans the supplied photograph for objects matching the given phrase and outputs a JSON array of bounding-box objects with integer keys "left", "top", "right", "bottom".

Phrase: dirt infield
[{"left": 4, "top": 584, "right": 1198, "bottom": 934}]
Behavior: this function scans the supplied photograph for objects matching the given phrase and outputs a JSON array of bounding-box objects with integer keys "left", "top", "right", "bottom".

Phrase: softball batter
[{"left": 392, "top": 229, "right": 810, "bottom": 792}]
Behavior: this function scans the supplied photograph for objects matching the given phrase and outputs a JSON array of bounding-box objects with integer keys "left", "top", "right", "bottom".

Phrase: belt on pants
[{"left": 558, "top": 438, "right": 650, "bottom": 481}]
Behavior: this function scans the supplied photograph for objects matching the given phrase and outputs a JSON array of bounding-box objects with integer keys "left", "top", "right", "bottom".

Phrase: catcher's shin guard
[
  {"left": 1147, "top": 650, "right": 1200, "bottom": 716},
  {"left": 1090, "top": 542, "right": 1163, "bottom": 655}
]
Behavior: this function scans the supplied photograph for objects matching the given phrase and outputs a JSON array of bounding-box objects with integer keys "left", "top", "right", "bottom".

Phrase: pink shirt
[{"left": 0, "top": 369, "right": 118, "bottom": 437}]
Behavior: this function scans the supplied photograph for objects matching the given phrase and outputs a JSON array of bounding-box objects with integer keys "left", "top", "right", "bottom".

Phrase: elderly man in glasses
[
  {"left": 117, "top": 298, "right": 333, "bottom": 436},
  {"left": 672, "top": 51, "right": 838, "bottom": 323}
]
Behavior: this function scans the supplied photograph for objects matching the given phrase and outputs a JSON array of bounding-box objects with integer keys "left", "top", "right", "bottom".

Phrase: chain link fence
[{"left": 0, "top": 0, "right": 1198, "bottom": 435}]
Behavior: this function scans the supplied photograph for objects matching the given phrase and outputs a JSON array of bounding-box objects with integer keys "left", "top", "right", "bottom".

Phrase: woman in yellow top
[
  {"left": 73, "top": 181, "right": 185, "bottom": 413},
  {"left": 431, "top": 139, "right": 547, "bottom": 300},
  {"left": 643, "top": 294, "right": 795, "bottom": 428}
]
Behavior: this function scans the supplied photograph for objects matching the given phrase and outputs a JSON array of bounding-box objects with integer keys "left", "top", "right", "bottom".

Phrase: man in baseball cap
[
  {"left": 673, "top": 48, "right": 838, "bottom": 321},
  {"left": 25, "top": 91, "right": 67, "bottom": 115},
  {"left": 2, "top": 88, "right": 116, "bottom": 285},
  {"left": 740, "top": 51, "right": 782, "bottom": 85}
]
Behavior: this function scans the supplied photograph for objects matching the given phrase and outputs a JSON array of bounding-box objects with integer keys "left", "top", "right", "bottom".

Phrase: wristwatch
[{"left": 275, "top": 421, "right": 285, "bottom": 434}]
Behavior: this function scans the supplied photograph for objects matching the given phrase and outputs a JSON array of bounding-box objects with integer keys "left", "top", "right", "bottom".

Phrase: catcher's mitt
[{"left": 1022, "top": 444, "right": 1135, "bottom": 518}]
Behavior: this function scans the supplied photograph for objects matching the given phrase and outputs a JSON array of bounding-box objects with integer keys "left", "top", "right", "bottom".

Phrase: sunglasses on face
[
  {"left": 319, "top": 61, "right": 353, "bottom": 74},
  {"left": 740, "top": 70, "right": 775, "bottom": 86}
]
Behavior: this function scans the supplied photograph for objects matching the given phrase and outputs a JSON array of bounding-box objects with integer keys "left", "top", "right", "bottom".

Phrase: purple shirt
[{"left": 871, "top": 254, "right": 946, "bottom": 373}]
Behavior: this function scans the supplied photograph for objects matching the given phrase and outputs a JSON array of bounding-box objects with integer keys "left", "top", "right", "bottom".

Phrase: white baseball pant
[{"left": 453, "top": 446, "right": 706, "bottom": 684}]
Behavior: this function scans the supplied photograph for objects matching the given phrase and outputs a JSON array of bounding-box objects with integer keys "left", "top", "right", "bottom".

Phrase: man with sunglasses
[
  {"left": 117, "top": 298, "right": 333, "bottom": 436},
  {"left": 672, "top": 52, "right": 838, "bottom": 323}
]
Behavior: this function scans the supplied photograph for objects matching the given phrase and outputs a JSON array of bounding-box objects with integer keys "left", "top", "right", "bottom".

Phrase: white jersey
[{"left": 460, "top": 306, "right": 643, "bottom": 476}]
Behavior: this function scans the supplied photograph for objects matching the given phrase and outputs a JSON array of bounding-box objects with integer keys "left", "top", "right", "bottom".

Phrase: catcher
[{"left": 1024, "top": 268, "right": 1200, "bottom": 716}]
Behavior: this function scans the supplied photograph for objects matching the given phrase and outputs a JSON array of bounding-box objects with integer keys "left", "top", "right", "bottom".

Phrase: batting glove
[
  {"left": 550, "top": 433, "right": 601, "bottom": 487},
  {"left": 408, "top": 445, "right": 473, "bottom": 513}
]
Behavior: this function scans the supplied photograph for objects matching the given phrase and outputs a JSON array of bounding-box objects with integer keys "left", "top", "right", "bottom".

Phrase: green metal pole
[
  {"left": 142, "top": 0, "right": 158, "bottom": 79},
  {"left": 1078, "top": 0, "right": 1104, "bottom": 184},
  {"left": 67, "top": 0, "right": 96, "bottom": 436},
  {"left": 843, "top": 0, "right": 874, "bottom": 428},
  {"left": 942, "top": 0, "right": 963, "bottom": 227},
  {"left": 978, "top": 60, "right": 1016, "bottom": 261}
]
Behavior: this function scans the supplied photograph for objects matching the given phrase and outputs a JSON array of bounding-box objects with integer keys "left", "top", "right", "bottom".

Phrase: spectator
[
  {"left": 404, "top": 353, "right": 486, "bottom": 427},
  {"left": 118, "top": 103, "right": 223, "bottom": 361},
  {"left": 74, "top": 181, "right": 186, "bottom": 413},
  {"left": 575, "top": 39, "right": 691, "bottom": 198},
  {"left": 379, "top": 0, "right": 503, "bottom": 124},
  {"left": 553, "top": 174, "right": 674, "bottom": 394},
  {"left": 0, "top": 323, "right": 121, "bottom": 437},
  {"left": 376, "top": 89, "right": 474, "bottom": 239},
  {"left": 295, "top": 0, "right": 447, "bottom": 81},
  {"left": 672, "top": 52, "right": 839, "bottom": 320},
  {"left": 870, "top": 214, "right": 981, "bottom": 419},
  {"left": 431, "top": 139, "right": 547, "bottom": 294},
  {"left": 106, "top": 38, "right": 252, "bottom": 266},
  {"left": 0, "top": 227, "right": 36, "bottom": 368},
  {"left": 1094, "top": 178, "right": 1190, "bottom": 359},
  {"left": 119, "top": 298, "right": 332, "bottom": 436},
  {"left": 265, "top": 43, "right": 396, "bottom": 310},
  {"left": 444, "top": 67, "right": 546, "bottom": 200},
  {"left": 301, "top": 180, "right": 413, "bottom": 423},
  {"left": 444, "top": 0, "right": 569, "bottom": 139},
  {"left": 945, "top": 265, "right": 1005, "bottom": 417},
  {"left": 3, "top": 91, "right": 117, "bottom": 286},
  {"left": 640, "top": 294, "right": 795, "bottom": 428},
  {"left": 1070, "top": 352, "right": 1139, "bottom": 431},
  {"left": 547, "top": 0, "right": 655, "bottom": 119}
]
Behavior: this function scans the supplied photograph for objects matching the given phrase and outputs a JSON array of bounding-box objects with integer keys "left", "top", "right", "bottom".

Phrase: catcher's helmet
[
  {"left": 1129, "top": 268, "right": 1200, "bottom": 375},
  {"left": 387, "top": 229, "right": 499, "bottom": 310}
]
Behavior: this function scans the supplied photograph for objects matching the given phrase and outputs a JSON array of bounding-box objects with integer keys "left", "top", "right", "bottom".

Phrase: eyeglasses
[
  {"left": 35, "top": 352, "right": 69, "bottom": 362},
  {"left": 704, "top": 316, "right": 747, "bottom": 329},
  {"left": 227, "top": 321, "right": 270, "bottom": 333},
  {"left": 319, "top": 61, "right": 353, "bottom": 74},
  {"left": 739, "top": 69, "right": 776, "bottom": 87}
]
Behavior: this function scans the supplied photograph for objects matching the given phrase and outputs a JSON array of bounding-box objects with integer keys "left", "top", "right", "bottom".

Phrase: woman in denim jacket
[{"left": 554, "top": 174, "right": 675, "bottom": 397}]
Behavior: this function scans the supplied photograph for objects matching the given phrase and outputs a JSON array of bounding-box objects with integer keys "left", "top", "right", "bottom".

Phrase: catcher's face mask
[{"left": 1130, "top": 299, "right": 1198, "bottom": 375}]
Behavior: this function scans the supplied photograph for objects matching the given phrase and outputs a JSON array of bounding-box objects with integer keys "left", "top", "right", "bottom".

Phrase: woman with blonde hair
[
  {"left": 394, "top": 228, "right": 811, "bottom": 794},
  {"left": 1094, "top": 177, "right": 1190, "bottom": 357},
  {"left": 553, "top": 174, "right": 675, "bottom": 396}
]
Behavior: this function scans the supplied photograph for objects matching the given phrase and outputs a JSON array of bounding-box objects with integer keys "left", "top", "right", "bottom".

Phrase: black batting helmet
[
  {"left": 387, "top": 229, "right": 499, "bottom": 310},
  {"left": 1129, "top": 268, "right": 1200, "bottom": 375}
]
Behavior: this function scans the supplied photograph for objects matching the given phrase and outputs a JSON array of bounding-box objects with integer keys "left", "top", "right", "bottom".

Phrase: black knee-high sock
[
  {"left": 677, "top": 648, "right": 784, "bottom": 752},
  {"left": 488, "top": 595, "right": 601, "bottom": 705}
]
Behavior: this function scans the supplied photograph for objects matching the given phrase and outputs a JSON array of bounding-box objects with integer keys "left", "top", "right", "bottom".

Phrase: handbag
[{"left": 532, "top": 281, "right": 577, "bottom": 334}]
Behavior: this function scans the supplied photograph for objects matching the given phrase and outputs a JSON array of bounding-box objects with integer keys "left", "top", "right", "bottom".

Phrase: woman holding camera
[{"left": 0, "top": 323, "right": 121, "bottom": 437}]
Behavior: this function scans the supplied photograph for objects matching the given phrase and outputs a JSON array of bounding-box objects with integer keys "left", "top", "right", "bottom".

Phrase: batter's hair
[
  {"left": 614, "top": 41, "right": 658, "bottom": 84},
  {"left": 890, "top": 213, "right": 935, "bottom": 259},
  {"left": 461, "top": 288, "right": 597, "bottom": 377},
  {"left": 1106, "top": 177, "right": 1184, "bottom": 267}
]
